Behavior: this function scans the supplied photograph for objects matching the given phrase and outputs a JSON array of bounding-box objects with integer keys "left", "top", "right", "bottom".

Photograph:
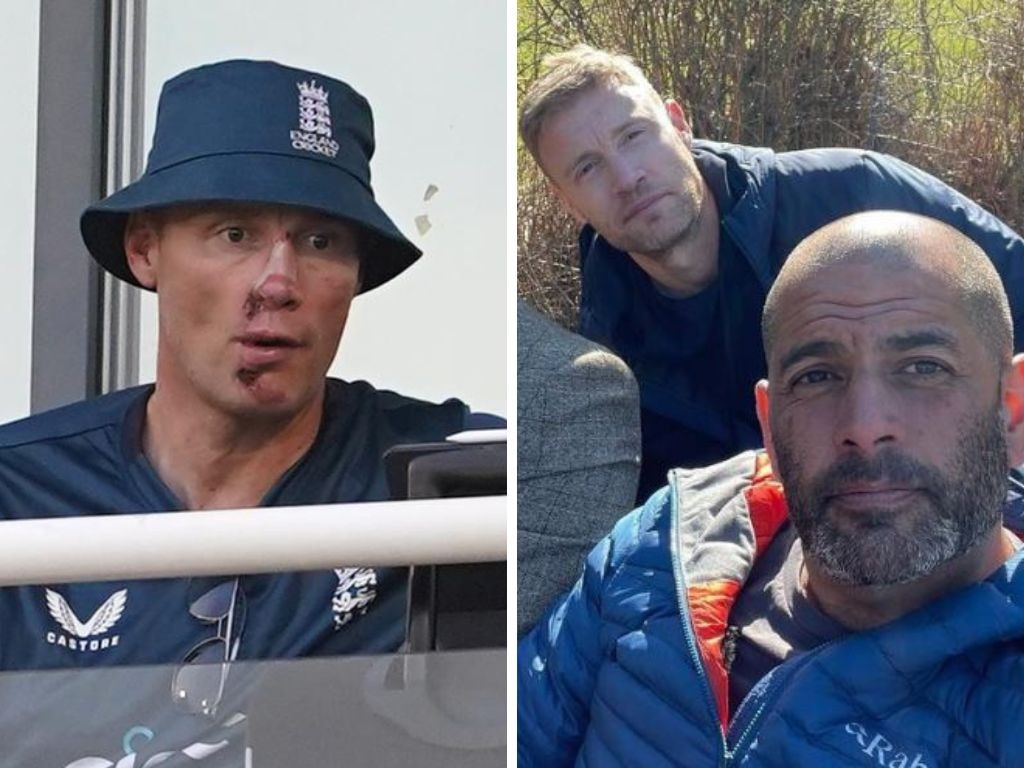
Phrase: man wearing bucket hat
[{"left": 0, "top": 59, "right": 499, "bottom": 673}]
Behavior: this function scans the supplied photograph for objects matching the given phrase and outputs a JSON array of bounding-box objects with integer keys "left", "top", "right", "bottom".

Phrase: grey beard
[{"left": 775, "top": 405, "right": 1007, "bottom": 586}]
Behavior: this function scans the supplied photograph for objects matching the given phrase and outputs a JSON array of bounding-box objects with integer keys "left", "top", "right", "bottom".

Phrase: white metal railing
[{"left": 0, "top": 496, "right": 505, "bottom": 586}]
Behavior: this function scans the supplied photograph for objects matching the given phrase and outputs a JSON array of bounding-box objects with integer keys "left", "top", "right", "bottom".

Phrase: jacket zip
[
  {"left": 668, "top": 472, "right": 729, "bottom": 767},
  {"left": 725, "top": 672, "right": 780, "bottom": 761},
  {"left": 725, "top": 636, "right": 844, "bottom": 762},
  {"left": 668, "top": 458, "right": 841, "bottom": 765},
  {"left": 718, "top": 220, "right": 768, "bottom": 454}
]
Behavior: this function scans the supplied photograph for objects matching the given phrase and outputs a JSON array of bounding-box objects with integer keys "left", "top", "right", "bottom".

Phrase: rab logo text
[
  {"left": 845, "top": 722, "right": 931, "bottom": 768},
  {"left": 46, "top": 588, "right": 127, "bottom": 653}
]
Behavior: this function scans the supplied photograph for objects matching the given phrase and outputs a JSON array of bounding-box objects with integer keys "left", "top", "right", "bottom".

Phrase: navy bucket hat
[{"left": 80, "top": 59, "right": 420, "bottom": 294}]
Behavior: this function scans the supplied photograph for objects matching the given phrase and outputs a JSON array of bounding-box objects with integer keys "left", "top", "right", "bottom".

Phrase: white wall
[
  {"left": 140, "top": 0, "right": 507, "bottom": 415},
  {"left": 0, "top": 4, "right": 40, "bottom": 424}
]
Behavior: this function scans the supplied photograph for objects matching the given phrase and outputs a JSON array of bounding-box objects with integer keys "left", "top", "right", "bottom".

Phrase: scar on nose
[{"left": 244, "top": 295, "right": 263, "bottom": 319}]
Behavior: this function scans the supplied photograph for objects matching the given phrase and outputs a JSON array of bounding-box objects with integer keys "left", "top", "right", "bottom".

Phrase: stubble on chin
[{"left": 612, "top": 177, "right": 705, "bottom": 259}]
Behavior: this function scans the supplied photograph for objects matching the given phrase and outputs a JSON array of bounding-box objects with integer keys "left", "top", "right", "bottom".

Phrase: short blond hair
[{"left": 519, "top": 44, "right": 659, "bottom": 164}]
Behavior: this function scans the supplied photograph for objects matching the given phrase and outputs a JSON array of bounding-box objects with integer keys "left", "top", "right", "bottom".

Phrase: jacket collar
[{"left": 692, "top": 140, "right": 779, "bottom": 292}]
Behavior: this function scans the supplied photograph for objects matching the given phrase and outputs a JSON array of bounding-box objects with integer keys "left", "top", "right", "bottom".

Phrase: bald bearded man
[{"left": 518, "top": 211, "right": 1024, "bottom": 768}]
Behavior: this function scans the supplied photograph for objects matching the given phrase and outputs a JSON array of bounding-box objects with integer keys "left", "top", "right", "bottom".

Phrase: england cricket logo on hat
[{"left": 290, "top": 79, "right": 340, "bottom": 158}]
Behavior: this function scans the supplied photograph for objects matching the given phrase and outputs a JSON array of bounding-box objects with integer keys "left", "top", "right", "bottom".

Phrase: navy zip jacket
[
  {"left": 0, "top": 378, "right": 470, "bottom": 671},
  {"left": 579, "top": 142, "right": 1024, "bottom": 498}
]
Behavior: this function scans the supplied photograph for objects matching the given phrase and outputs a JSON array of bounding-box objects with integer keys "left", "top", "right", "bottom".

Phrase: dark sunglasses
[{"left": 172, "top": 578, "right": 245, "bottom": 717}]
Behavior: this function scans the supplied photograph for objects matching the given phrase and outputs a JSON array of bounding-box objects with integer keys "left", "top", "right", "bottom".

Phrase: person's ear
[
  {"left": 665, "top": 99, "right": 693, "bottom": 147},
  {"left": 1002, "top": 354, "right": 1024, "bottom": 467},
  {"left": 124, "top": 213, "right": 160, "bottom": 289},
  {"left": 755, "top": 379, "right": 778, "bottom": 467}
]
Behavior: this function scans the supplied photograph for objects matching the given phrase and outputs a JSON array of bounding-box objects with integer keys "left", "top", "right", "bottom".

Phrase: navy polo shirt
[{"left": 0, "top": 378, "right": 470, "bottom": 671}]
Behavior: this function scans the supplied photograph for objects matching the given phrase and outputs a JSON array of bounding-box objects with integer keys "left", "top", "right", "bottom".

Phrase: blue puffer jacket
[
  {"left": 579, "top": 142, "right": 1024, "bottom": 499},
  {"left": 518, "top": 452, "right": 1024, "bottom": 767}
]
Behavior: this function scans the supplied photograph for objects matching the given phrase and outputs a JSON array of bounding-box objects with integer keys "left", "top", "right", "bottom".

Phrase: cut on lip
[{"left": 240, "top": 335, "right": 300, "bottom": 347}]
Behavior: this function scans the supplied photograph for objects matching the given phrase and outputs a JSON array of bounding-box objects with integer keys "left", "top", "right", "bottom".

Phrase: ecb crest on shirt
[{"left": 332, "top": 567, "right": 377, "bottom": 629}]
